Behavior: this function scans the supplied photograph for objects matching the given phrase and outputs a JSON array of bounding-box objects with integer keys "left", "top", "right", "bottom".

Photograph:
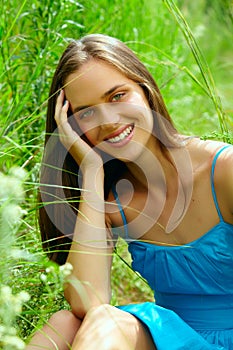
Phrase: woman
[{"left": 27, "top": 34, "right": 233, "bottom": 349}]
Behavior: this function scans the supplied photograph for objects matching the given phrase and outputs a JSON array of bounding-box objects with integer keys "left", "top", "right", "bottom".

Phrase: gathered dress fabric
[{"left": 114, "top": 145, "right": 233, "bottom": 349}]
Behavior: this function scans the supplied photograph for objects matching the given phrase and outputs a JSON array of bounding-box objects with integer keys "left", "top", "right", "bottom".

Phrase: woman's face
[{"left": 64, "top": 59, "right": 154, "bottom": 161}]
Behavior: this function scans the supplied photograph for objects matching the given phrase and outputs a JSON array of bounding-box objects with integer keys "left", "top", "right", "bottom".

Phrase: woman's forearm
[{"left": 65, "top": 167, "right": 113, "bottom": 318}]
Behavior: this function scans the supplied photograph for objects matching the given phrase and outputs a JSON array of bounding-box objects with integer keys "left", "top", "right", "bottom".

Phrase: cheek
[
  {"left": 146, "top": 110, "right": 154, "bottom": 132},
  {"left": 76, "top": 119, "right": 92, "bottom": 135},
  {"left": 127, "top": 90, "right": 149, "bottom": 107},
  {"left": 79, "top": 126, "right": 99, "bottom": 146}
]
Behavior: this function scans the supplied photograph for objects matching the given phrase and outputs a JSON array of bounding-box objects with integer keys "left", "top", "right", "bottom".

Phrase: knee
[
  {"left": 48, "top": 309, "right": 81, "bottom": 330},
  {"left": 87, "top": 303, "right": 116, "bottom": 320},
  {"left": 84, "top": 305, "right": 124, "bottom": 350}
]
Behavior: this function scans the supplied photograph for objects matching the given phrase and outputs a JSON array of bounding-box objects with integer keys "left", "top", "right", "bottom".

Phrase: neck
[
  {"left": 126, "top": 138, "right": 176, "bottom": 188},
  {"left": 125, "top": 137, "right": 194, "bottom": 233}
]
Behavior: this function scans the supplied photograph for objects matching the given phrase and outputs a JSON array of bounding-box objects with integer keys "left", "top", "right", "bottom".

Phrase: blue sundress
[{"left": 114, "top": 145, "right": 233, "bottom": 349}]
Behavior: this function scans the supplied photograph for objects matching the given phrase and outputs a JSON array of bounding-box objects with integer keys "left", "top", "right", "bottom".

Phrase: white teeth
[{"left": 107, "top": 126, "right": 133, "bottom": 143}]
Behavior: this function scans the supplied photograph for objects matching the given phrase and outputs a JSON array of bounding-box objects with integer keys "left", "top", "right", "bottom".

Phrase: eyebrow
[{"left": 73, "top": 84, "right": 126, "bottom": 113}]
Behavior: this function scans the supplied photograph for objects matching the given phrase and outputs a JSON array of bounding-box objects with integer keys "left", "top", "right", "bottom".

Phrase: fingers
[
  {"left": 54, "top": 90, "right": 86, "bottom": 160},
  {"left": 60, "top": 99, "right": 69, "bottom": 125},
  {"left": 53, "top": 90, "right": 103, "bottom": 169},
  {"left": 54, "top": 90, "right": 73, "bottom": 137},
  {"left": 54, "top": 89, "right": 76, "bottom": 149},
  {"left": 54, "top": 89, "right": 69, "bottom": 126}
]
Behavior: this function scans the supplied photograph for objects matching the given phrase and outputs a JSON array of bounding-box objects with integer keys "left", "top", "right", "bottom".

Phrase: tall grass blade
[{"left": 163, "top": 0, "right": 230, "bottom": 140}]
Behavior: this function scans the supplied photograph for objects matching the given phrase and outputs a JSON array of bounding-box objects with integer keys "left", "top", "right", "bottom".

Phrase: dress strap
[
  {"left": 112, "top": 185, "right": 129, "bottom": 239},
  {"left": 211, "top": 145, "right": 231, "bottom": 221}
]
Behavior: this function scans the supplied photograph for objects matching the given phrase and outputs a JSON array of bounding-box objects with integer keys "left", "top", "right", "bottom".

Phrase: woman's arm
[
  {"left": 64, "top": 168, "right": 114, "bottom": 319},
  {"left": 226, "top": 148, "right": 233, "bottom": 214},
  {"left": 54, "top": 91, "right": 114, "bottom": 319},
  {"left": 216, "top": 145, "right": 233, "bottom": 217}
]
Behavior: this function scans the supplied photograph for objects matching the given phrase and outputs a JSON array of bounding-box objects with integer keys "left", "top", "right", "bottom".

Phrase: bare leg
[
  {"left": 72, "top": 304, "right": 156, "bottom": 350},
  {"left": 25, "top": 310, "right": 81, "bottom": 350}
]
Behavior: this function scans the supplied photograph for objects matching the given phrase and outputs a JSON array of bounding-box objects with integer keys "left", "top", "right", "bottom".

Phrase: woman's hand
[{"left": 54, "top": 90, "right": 103, "bottom": 171}]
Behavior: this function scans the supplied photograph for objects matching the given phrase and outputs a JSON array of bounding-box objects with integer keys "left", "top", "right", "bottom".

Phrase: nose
[{"left": 97, "top": 103, "right": 120, "bottom": 129}]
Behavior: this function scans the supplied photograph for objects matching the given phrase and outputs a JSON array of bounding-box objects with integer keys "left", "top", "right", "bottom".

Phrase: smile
[{"left": 105, "top": 124, "right": 134, "bottom": 144}]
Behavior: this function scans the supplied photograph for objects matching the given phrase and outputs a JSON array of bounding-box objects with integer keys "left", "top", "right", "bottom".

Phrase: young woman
[{"left": 26, "top": 34, "right": 233, "bottom": 349}]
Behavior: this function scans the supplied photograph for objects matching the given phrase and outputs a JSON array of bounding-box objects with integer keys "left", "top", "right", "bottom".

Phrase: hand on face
[{"left": 54, "top": 90, "right": 103, "bottom": 171}]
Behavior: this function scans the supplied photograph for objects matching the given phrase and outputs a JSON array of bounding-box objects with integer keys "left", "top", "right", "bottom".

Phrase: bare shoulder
[
  {"left": 187, "top": 138, "right": 229, "bottom": 169},
  {"left": 189, "top": 137, "right": 232, "bottom": 161},
  {"left": 209, "top": 141, "right": 233, "bottom": 213},
  {"left": 209, "top": 140, "right": 233, "bottom": 176},
  {"left": 188, "top": 138, "right": 233, "bottom": 213}
]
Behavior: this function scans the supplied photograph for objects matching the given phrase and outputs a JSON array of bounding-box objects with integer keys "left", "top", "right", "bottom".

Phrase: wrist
[
  {"left": 82, "top": 164, "right": 104, "bottom": 181},
  {"left": 81, "top": 166, "right": 105, "bottom": 198}
]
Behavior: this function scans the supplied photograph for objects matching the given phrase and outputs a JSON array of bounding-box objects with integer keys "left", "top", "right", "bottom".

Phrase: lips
[{"left": 104, "top": 124, "right": 134, "bottom": 144}]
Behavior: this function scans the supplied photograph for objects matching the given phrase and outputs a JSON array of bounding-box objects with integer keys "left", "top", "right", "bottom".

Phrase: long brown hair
[{"left": 39, "top": 34, "right": 177, "bottom": 265}]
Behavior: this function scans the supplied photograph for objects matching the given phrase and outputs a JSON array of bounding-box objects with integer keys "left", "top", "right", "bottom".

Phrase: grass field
[{"left": 0, "top": 0, "right": 232, "bottom": 346}]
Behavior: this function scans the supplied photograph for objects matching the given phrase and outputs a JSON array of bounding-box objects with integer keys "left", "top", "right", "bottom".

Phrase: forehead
[{"left": 64, "top": 59, "right": 131, "bottom": 105}]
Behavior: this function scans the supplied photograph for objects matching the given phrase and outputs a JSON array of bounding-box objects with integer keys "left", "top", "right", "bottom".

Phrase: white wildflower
[
  {"left": 18, "top": 291, "right": 30, "bottom": 303},
  {"left": 2, "top": 335, "right": 25, "bottom": 349},
  {"left": 0, "top": 324, "right": 6, "bottom": 336},
  {"left": 4, "top": 326, "right": 17, "bottom": 335},
  {"left": 9, "top": 167, "right": 27, "bottom": 181},
  {"left": 59, "top": 262, "right": 73, "bottom": 277},
  {"left": 1, "top": 204, "right": 25, "bottom": 228},
  {"left": 0, "top": 173, "right": 24, "bottom": 203},
  {"left": 45, "top": 266, "right": 55, "bottom": 274},
  {"left": 10, "top": 248, "right": 34, "bottom": 261},
  {"left": 40, "top": 273, "right": 47, "bottom": 282},
  {"left": 0, "top": 285, "right": 12, "bottom": 299}
]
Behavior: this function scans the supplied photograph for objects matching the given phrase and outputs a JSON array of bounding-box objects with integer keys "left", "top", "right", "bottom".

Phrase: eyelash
[
  {"left": 79, "top": 108, "right": 94, "bottom": 120},
  {"left": 111, "top": 92, "right": 125, "bottom": 102}
]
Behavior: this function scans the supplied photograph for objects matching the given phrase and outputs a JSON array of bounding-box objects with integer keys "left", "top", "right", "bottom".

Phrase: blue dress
[{"left": 114, "top": 146, "right": 233, "bottom": 349}]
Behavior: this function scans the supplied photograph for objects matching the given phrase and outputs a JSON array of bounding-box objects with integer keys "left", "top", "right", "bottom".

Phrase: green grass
[{"left": 0, "top": 0, "right": 232, "bottom": 344}]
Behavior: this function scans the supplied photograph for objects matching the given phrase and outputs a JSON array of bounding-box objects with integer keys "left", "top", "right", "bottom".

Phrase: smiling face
[{"left": 64, "top": 59, "right": 155, "bottom": 161}]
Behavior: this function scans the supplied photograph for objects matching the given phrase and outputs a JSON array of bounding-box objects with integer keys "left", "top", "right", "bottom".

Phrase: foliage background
[{"left": 0, "top": 0, "right": 232, "bottom": 344}]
